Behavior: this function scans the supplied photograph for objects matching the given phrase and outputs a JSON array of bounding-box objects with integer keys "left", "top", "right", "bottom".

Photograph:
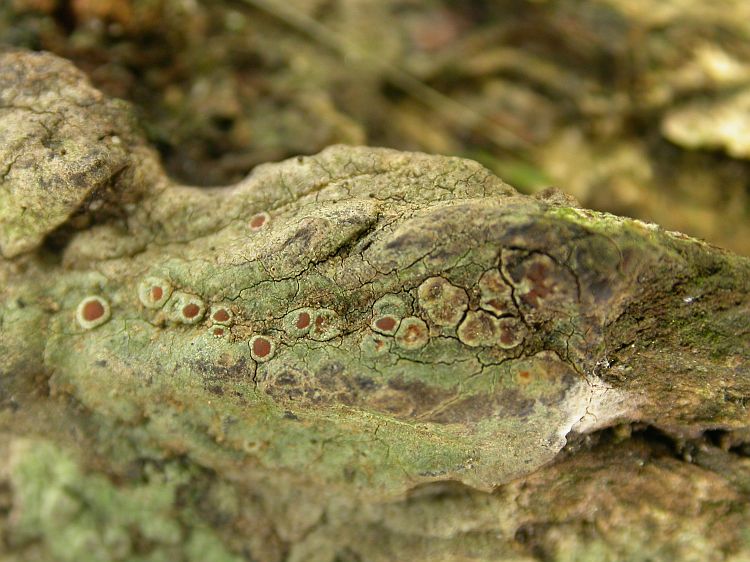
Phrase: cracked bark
[{"left": 0, "top": 50, "right": 749, "bottom": 562}]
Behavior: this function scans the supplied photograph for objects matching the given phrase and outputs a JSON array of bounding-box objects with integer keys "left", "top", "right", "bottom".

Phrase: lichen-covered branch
[{"left": 1, "top": 50, "right": 748, "bottom": 562}]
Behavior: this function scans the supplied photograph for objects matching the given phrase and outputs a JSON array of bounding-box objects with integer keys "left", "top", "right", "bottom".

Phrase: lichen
[
  {"left": 5, "top": 439, "right": 242, "bottom": 562},
  {"left": 1, "top": 49, "right": 749, "bottom": 561}
]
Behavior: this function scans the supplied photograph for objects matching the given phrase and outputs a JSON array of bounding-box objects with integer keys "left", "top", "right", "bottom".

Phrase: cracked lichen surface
[{"left": 1, "top": 51, "right": 749, "bottom": 560}]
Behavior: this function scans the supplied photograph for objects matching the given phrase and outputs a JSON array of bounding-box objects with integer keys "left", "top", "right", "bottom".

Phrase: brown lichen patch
[
  {"left": 76, "top": 296, "right": 111, "bottom": 330},
  {"left": 394, "top": 316, "right": 429, "bottom": 350},
  {"left": 383, "top": 376, "right": 457, "bottom": 421},
  {"left": 249, "top": 212, "right": 270, "bottom": 231},
  {"left": 259, "top": 354, "right": 569, "bottom": 425},
  {"left": 250, "top": 335, "right": 275, "bottom": 362},
  {"left": 212, "top": 327, "right": 226, "bottom": 338},
  {"left": 137, "top": 277, "right": 172, "bottom": 309},
  {"left": 501, "top": 250, "right": 578, "bottom": 322},
  {"left": 427, "top": 389, "right": 536, "bottom": 424},
  {"left": 477, "top": 269, "right": 515, "bottom": 316},
  {"left": 259, "top": 364, "right": 459, "bottom": 422},
  {"left": 191, "top": 357, "right": 253, "bottom": 392},
  {"left": 368, "top": 387, "right": 417, "bottom": 417},
  {"left": 457, "top": 311, "right": 526, "bottom": 348},
  {"left": 371, "top": 314, "right": 400, "bottom": 336},
  {"left": 260, "top": 363, "right": 362, "bottom": 406},
  {"left": 417, "top": 277, "right": 468, "bottom": 327}
]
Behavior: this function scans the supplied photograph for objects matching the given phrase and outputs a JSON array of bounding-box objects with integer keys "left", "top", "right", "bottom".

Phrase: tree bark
[{"left": 1, "top": 50, "right": 748, "bottom": 562}]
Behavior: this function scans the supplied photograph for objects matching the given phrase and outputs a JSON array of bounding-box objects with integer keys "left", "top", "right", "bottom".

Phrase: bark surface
[{"left": 1, "top": 50, "right": 749, "bottom": 562}]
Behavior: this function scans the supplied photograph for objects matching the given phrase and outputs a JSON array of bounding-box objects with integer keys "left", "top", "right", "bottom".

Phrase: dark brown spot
[
  {"left": 82, "top": 300, "right": 105, "bottom": 321},
  {"left": 500, "top": 329, "right": 514, "bottom": 346},
  {"left": 213, "top": 328, "right": 225, "bottom": 337},
  {"left": 183, "top": 303, "right": 200, "bottom": 318},
  {"left": 296, "top": 311, "right": 311, "bottom": 329},
  {"left": 190, "top": 357, "right": 251, "bottom": 385},
  {"left": 213, "top": 309, "right": 230, "bottom": 322},
  {"left": 253, "top": 337, "right": 272, "bottom": 358},
  {"left": 355, "top": 376, "right": 377, "bottom": 390},
  {"left": 374, "top": 316, "right": 397, "bottom": 332},
  {"left": 519, "top": 371, "right": 531, "bottom": 379},
  {"left": 151, "top": 286, "right": 163, "bottom": 301}
]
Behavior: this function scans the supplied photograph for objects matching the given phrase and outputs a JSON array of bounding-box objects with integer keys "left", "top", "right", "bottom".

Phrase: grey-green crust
[
  {"left": 1, "top": 50, "right": 749, "bottom": 561},
  {"left": 0, "top": 50, "right": 160, "bottom": 259}
]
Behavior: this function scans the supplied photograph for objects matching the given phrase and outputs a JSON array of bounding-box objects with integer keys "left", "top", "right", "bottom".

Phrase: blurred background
[{"left": 2, "top": 0, "right": 749, "bottom": 254}]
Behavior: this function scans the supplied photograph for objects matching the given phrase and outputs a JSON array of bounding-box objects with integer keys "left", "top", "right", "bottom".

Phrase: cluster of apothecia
[
  {"left": 136, "top": 276, "right": 279, "bottom": 363},
  {"left": 74, "top": 279, "right": 349, "bottom": 366},
  {"left": 73, "top": 209, "right": 564, "bottom": 364},
  {"left": 75, "top": 268, "right": 530, "bottom": 363},
  {"left": 366, "top": 271, "right": 528, "bottom": 352}
]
